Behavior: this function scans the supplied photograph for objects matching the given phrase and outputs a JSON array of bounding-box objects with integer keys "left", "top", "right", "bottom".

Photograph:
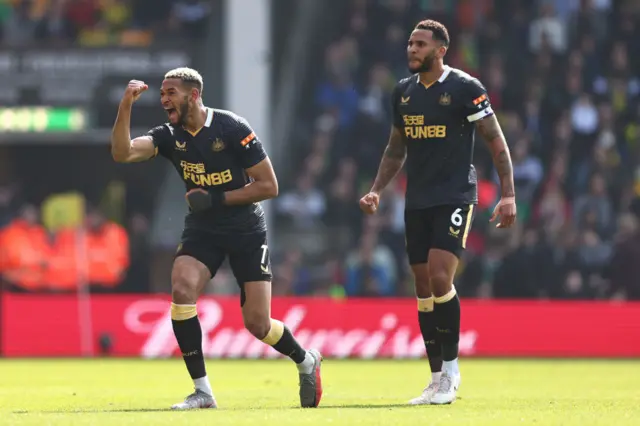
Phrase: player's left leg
[
  {"left": 428, "top": 204, "right": 475, "bottom": 405},
  {"left": 229, "top": 233, "right": 323, "bottom": 408}
]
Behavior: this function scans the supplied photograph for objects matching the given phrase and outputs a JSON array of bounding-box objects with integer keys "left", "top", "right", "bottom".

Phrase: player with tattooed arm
[{"left": 359, "top": 20, "right": 516, "bottom": 405}]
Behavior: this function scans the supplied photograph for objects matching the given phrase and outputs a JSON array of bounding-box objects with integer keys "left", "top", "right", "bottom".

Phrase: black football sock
[
  {"left": 434, "top": 287, "right": 461, "bottom": 373},
  {"left": 417, "top": 297, "right": 443, "bottom": 376},
  {"left": 171, "top": 303, "right": 207, "bottom": 380},
  {"left": 262, "top": 319, "right": 307, "bottom": 364}
]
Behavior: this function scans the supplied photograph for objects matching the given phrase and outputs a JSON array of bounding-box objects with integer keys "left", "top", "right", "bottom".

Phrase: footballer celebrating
[
  {"left": 111, "top": 68, "right": 323, "bottom": 409},
  {"left": 360, "top": 20, "right": 516, "bottom": 405}
]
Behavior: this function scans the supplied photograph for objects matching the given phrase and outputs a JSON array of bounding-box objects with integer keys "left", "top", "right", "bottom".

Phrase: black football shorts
[
  {"left": 404, "top": 204, "right": 476, "bottom": 264},
  {"left": 176, "top": 228, "right": 272, "bottom": 305}
]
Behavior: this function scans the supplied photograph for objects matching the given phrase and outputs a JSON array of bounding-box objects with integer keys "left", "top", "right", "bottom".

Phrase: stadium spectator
[
  {"left": 608, "top": 212, "right": 640, "bottom": 299},
  {"left": 48, "top": 206, "right": 129, "bottom": 292},
  {"left": 2, "top": 0, "right": 37, "bottom": 46},
  {"left": 0, "top": 204, "right": 51, "bottom": 292},
  {"left": 83, "top": 206, "right": 130, "bottom": 291},
  {"left": 529, "top": 3, "right": 567, "bottom": 54},
  {"left": 276, "top": 173, "right": 326, "bottom": 231},
  {"left": 573, "top": 173, "right": 614, "bottom": 236},
  {"left": 344, "top": 226, "right": 396, "bottom": 297},
  {"left": 169, "top": 0, "right": 211, "bottom": 39}
]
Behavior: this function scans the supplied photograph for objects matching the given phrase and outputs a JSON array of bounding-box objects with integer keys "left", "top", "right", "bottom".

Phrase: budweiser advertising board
[{"left": 2, "top": 294, "right": 640, "bottom": 358}]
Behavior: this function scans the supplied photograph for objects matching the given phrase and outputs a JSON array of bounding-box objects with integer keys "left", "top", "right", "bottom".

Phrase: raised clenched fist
[{"left": 122, "top": 80, "right": 149, "bottom": 104}]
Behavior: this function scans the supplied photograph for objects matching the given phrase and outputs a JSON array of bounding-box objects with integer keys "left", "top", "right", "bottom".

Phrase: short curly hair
[
  {"left": 164, "top": 67, "right": 204, "bottom": 94},
  {"left": 415, "top": 19, "right": 450, "bottom": 47}
]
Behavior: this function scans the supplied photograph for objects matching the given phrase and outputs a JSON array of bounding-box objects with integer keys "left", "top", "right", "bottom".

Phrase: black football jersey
[
  {"left": 147, "top": 107, "right": 267, "bottom": 234},
  {"left": 392, "top": 66, "right": 494, "bottom": 210}
]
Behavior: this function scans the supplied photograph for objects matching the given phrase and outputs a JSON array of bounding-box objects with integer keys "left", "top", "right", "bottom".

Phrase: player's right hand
[
  {"left": 122, "top": 80, "right": 149, "bottom": 104},
  {"left": 186, "top": 188, "right": 212, "bottom": 212},
  {"left": 490, "top": 196, "right": 517, "bottom": 228},
  {"left": 359, "top": 192, "right": 380, "bottom": 215}
]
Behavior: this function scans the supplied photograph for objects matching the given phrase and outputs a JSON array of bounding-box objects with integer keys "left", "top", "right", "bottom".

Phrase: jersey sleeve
[
  {"left": 391, "top": 82, "right": 404, "bottom": 129},
  {"left": 146, "top": 124, "right": 173, "bottom": 158},
  {"left": 462, "top": 79, "right": 494, "bottom": 123},
  {"left": 227, "top": 116, "right": 268, "bottom": 169}
]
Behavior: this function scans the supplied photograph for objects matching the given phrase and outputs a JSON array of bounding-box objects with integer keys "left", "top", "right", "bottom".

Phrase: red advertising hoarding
[{"left": 2, "top": 294, "right": 640, "bottom": 358}]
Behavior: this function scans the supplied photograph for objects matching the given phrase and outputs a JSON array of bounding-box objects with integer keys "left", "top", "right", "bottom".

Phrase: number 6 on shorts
[{"left": 451, "top": 208, "right": 463, "bottom": 227}]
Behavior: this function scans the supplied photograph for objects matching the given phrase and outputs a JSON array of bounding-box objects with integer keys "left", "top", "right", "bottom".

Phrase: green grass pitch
[{"left": 1, "top": 358, "right": 638, "bottom": 425}]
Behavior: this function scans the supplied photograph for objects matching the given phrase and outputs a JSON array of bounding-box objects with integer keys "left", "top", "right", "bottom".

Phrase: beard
[
  {"left": 176, "top": 97, "right": 190, "bottom": 127},
  {"left": 408, "top": 50, "right": 437, "bottom": 73}
]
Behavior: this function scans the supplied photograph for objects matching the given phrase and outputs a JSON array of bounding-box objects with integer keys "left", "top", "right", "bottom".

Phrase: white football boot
[
  {"left": 430, "top": 371, "right": 461, "bottom": 405},
  {"left": 408, "top": 380, "right": 440, "bottom": 405},
  {"left": 171, "top": 389, "right": 217, "bottom": 410}
]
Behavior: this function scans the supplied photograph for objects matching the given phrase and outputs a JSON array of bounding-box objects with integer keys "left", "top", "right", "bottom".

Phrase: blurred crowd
[
  {"left": 0, "top": 0, "right": 211, "bottom": 46},
  {"left": 0, "top": 183, "right": 152, "bottom": 293},
  {"left": 274, "top": 0, "right": 640, "bottom": 300}
]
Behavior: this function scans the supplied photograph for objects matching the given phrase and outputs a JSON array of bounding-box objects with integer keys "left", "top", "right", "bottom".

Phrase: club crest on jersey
[
  {"left": 439, "top": 93, "right": 451, "bottom": 106},
  {"left": 212, "top": 138, "right": 225, "bottom": 152},
  {"left": 175, "top": 141, "right": 187, "bottom": 151}
]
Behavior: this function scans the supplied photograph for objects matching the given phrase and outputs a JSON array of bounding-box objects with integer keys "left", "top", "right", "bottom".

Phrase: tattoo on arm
[
  {"left": 371, "top": 126, "right": 406, "bottom": 193},
  {"left": 476, "top": 115, "right": 515, "bottom": 198}
]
